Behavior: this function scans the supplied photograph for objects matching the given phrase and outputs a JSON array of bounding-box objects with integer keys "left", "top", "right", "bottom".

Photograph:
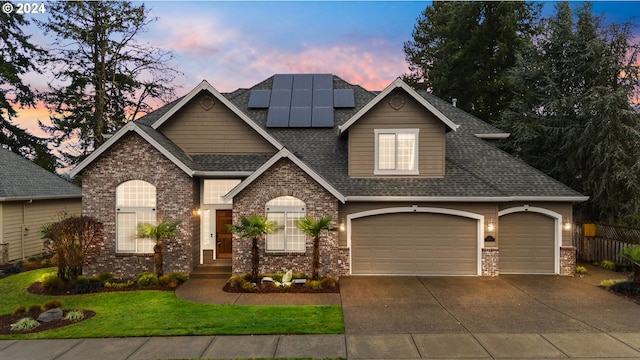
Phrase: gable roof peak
[{"left": 339, "top": 78, "right": 460, "bottom": 134}]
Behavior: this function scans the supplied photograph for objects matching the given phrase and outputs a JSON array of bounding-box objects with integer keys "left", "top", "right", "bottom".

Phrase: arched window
[
  {"left": 265, "top": 196, "right": 306, "bottom": 252},
  {"left": 116, "top": 180, "right": 156, "bottom": 253}
]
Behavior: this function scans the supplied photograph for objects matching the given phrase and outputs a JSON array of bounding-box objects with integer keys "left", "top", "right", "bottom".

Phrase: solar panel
[
  {"left": 289, "top": 107, "right": 312, "bottom": 127},
  {"left": 270, "top": 89, "right": 292, "bottom": 107},
  {"left": 313, "top": 74, "right": 332, "bottom": 90},
  {"left": 312, "top": 107, "right": 334, "bottom": 127},
  {"left": 247, "top": 90, "right": 271, "bottom": 108},
  {"left": 333, "top": 89, "right": 355, "bottom": 108},
  {"left": 292, "top": 89, "right": 312, "bottom": 108},
  {"left": 313, "top": 89, "right": 333, "bottom": 108},
  {"left": 293, "top": 74, "right": 313, "bottom": 90},
  {"left": 266, "top": 107, "right": 290, "bottom": 127},
  {"left": 273, "top": 74, "right": 294, "bottom": 90}
]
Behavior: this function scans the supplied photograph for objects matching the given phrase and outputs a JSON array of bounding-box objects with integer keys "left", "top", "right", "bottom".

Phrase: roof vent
[{"left": 452, "top": 98, "right": 457, "bottom": 107}]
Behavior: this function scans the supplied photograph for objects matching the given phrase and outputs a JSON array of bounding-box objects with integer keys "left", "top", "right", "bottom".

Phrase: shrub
[
  {"left": 104, "top": 280, "right": 135, "bottom": 289},
  {"left": 600, "top": 260, "right": 616, "bottom": 271},
  {"left": 611, "top": 281, "right": 640, "bottom": 296},
  {"left": 22, "top": 260, "right": 41, "bottom": 270},
  {"left": 27, "top": 304, "right": 42, "bottom": 313},
  {"left": 12, "top": 306, "right": 26, "bottom": 315},
  {"left": 137, "top": 272, "right": 159, "bottom": 288},
  {"left": 166, "top": 271, "right": 189, "bottom": 284},
  {"left": 76, "top": 275, "right": 102, "bottom": 294},
  {"left": 241, "top": 281, "right": 257, "bottom": 292},
  {"left": 576, "top": 266, "right": 588, "bottom": 274},
  {"left": 76, "top": 275, "right": 90, "bottom": 285},
  {"left": 43, "top": 299, "right": 63, "bottom": 310},
  {"left": 600, "top": 279, "right": 626, "bottom": 289},
  {"left": 320, "top": 277, "right": 337, "bottom": 289},
  {"left": 96, "top": 272, "right": 114, "bottom": 282},
  {"left": 305, "top": 280, "right": 322, "bottom": 290},
  {"left": 158, "top": 275, "right": 170, "bottom": 286},
  {"left": 4, "top": 263, "right": 22, "bottom": 275},
  {"left": 228, "top": 275, "right": 249, "bottom": 288},
  {"left": 10, "top": 317, "right": 40, "bottom": 332},
  {"left": 41, "top": 273, "right": 64, "bottom": 291},
  {"left": 64, "top": 310, "right": 85, "bottom": 322}
]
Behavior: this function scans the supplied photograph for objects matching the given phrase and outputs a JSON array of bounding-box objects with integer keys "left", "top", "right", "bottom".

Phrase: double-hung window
[
  {"left": 265, "top": 196, "right": 306, "bottom": 252},
  {"left": 375, "top": 129, "right": 419, "bottom": 175},
  {"left": 116, "top": 180, "right": 156, "bottom": 253}
]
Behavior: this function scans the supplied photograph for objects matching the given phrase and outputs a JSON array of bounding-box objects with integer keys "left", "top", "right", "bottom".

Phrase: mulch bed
[
  {"left": 608, "top": 281, "right": 640, "bottom": 304},
  {"left": 27, "top": 281, "right": 175, "bottom": 296},
  {"left": 0, "top": 310, "right": 96, "bottom": 335},
  {"left": 223, "top": 282, "right": 339, "bottom": 293}
]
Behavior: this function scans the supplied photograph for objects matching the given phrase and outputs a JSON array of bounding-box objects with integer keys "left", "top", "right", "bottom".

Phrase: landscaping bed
[
  {"left": 224, "top": 273, "right": 340, "bottom": 293},
  {"left": 0, "top": 310, "right": 95, "bottom": 335}
]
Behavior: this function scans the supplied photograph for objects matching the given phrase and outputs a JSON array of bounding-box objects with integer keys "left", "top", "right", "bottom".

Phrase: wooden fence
[{"left": 574, "top": 222, "right": 640, "bottom": 265}]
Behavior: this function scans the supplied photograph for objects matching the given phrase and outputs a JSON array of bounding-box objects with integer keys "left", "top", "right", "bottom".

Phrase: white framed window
[
  {"left": 203, "top": 179, "right": 241, "bottom": 204},
  {"left": 265, "top": 196, "right": 306, "bottom": 252},
  {"left": 116, "top": 180, "right": 156, "bottom": 253},
  {"left": 374, "top": 129, "right": 419, "bottom": 175}
]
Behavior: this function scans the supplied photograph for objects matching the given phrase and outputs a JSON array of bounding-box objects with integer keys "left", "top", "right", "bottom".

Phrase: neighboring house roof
[
  {"left": 0, "top": 147, "right": 81, "bottom": 201},
  {"left": 70, "top": 74, "right": 588, "bottom": 203}
]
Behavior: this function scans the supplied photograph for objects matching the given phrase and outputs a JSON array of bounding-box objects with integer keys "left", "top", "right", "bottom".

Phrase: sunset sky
[{"left": 11, "top": 1, "right": 640, "bottom": 138}]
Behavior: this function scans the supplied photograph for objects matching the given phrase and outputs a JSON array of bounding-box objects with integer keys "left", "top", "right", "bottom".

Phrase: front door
[{"left": 216, "top": 210, "right": 233, "bottom": 259}]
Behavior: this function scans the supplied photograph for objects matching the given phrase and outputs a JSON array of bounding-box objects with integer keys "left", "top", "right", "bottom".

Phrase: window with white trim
[
  {"left": 116, "top": 180, "right": 156, "bottom": 253},
  {"left": 265, "top": 196, "right": 306, "bottom": 252},
  {"left": 374, "top": 129, "right": 419, "bottom": 175}
]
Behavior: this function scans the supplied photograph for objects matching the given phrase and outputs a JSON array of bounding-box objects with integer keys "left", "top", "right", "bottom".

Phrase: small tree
[
  {"left": 137, "top": 219, "right": 181, "bottom": 277},
  {"left": 296, "top": 216, "right": 337, "bottom": 280},
  {"left": 228, "top": 215, "right": 281, "bottom": 284},
  {"left": 41, "top": 216, "right": 103, "bottom": 285}
]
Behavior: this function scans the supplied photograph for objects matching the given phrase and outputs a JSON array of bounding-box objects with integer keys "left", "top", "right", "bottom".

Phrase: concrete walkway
[{"left": 2, "top": 264, "right": 640, "bottom": 359}]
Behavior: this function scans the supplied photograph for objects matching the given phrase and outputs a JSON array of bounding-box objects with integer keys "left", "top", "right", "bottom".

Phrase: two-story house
[{"left": 70, "top": 74, "right": 587, "bottom": 278}]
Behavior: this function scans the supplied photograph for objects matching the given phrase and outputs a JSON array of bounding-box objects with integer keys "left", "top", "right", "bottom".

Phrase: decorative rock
[
  {"left": 37, "top": 308, "right": 63, "bottom": 323},
  {"left": 261, "top": 277, "right": 274, "bottom": 283},
  {"left": 292, "top": 279, "right": 307, "bottom": 285}
]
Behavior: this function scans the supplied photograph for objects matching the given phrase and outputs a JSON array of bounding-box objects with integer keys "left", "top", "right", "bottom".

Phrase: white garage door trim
[
  {"left": 498, "top": 206, "right": 561, "bottom": 274},
  {"left": 347, "top": 206, "right": 485, "bottom": 275}
]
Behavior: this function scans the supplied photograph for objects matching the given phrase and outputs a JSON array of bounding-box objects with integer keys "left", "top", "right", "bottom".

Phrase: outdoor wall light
[
  {"left": 487, "top": 218, "right": 495, "bottom": 232},
  {"left": 563, "top": 218, "right": 571, "bottom": 231},
  {"left": 339, "top": 220, "right": 345, "bottom": 232},
  {"left": 193, "top": 208, "right": 202, "bottom": 217}
]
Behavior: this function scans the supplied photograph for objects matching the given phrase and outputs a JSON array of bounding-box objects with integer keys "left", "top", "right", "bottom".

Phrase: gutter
[
  {"left": 0, "top": 194, "right": 81, "bottom": 202},
  {"left": 344, "top": 195, "right": 589, "bottom": 202}
]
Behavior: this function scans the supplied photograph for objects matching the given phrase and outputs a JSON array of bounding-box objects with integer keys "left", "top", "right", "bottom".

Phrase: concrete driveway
[{"left": 340, "top": 268, "right": 640, "bottom": 335}]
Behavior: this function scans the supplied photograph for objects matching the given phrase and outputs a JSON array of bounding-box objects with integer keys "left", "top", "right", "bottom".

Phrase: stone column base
[
  {"left": 0, "top": 243, "right": 8, "bottom": 265},
  {"left": 482, "top": 247, "right": 499, "bottom": 276},
  {"left": 560, "top": 246, "right": 577, "bottom": 276}
]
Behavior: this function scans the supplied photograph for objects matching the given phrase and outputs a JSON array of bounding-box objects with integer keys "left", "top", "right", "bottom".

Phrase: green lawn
[{"left": 0, "top": 268, "right": 344, "bottom": 339}]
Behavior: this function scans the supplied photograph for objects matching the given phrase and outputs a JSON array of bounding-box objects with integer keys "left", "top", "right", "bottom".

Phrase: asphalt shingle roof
[
  {"left": 121, "top": 74, "right": 584, "bottom": 200},
  {"left": 0, "top": 147, "right": 81, "bottom": 200}
]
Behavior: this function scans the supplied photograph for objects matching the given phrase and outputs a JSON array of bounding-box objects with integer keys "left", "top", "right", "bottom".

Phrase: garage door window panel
[
  {"left": 375, "top": 129, "right": 419, "bottom": 175},
  {"left": 266, "top": 196, "right": 306, "bottom": 253}
]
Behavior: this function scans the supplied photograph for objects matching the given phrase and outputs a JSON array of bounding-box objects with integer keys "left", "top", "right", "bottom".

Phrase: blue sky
[{"left": 12, "top": 1, "right": 640, "bottom": 137}]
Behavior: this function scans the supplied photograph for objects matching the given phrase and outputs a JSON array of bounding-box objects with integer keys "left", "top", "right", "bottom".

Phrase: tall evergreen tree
[
  {"left": 403, "top": 1, "right": 539, "bottom": 123},
  {"left": 499, "top": 2, "right": 640, "bottom": 224},
  {"left": 0, "top": 10, "right": 56, "bottom": 171},
  {"left": 37, "top": 1, "right": 180, "bottom": 166}
]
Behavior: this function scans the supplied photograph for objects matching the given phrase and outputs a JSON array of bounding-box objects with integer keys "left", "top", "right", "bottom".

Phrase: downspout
[{"left": 22, "top": 199, "right": 32, "bottom": 260}]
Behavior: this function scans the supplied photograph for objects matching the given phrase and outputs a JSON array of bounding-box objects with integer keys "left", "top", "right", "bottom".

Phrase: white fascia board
[
  {"left": 339, "top": 78, "right": 460, "bottom": 135},
  {"left": 192, "top": 171, "right": 254, "bottom": 177},
  {"left": 222, "top": 149, "right": 346, "bottom": 203},
  {"left": 511, "top": 196, "right": 590, "bottom": 202},
  {"left": 151, "top": 80, "right": 284, "bottom": 151},
  {"left": 69, "top": 122, "right": 194, "bottom": 178},
  {"left": 0, "top": 194, "right": 82, "bottom": 202},
  {"left": 345, "top": 195, "right": 589, "bottom": 202},
  {"left": 345, "top": 196, "right": 513, "bottom": 202},
  {"left": 475, "top": 133, "right": 511, "bottom": 139}
]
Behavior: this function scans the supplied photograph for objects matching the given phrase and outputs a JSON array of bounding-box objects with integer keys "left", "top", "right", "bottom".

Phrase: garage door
[
  {"left": 499, "top": 212, "right": 555, "bottom": 273},
  {"left": 351, "top": 212, "right": 478, "bottom": 275}
]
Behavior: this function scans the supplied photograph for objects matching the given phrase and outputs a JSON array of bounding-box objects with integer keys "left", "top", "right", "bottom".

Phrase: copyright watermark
[{"left": 2, "top": 2, "right": 46, "bottom": 14}]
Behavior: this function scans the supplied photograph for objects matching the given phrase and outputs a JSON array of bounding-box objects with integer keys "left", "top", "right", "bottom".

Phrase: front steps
[{"left": 190, "top": 259, "right": 231, "bottom": 279}]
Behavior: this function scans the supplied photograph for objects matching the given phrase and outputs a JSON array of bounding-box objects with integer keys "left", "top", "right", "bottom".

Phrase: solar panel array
[{"left": 248, "top": 74, "right": 355, "bottom": 128}]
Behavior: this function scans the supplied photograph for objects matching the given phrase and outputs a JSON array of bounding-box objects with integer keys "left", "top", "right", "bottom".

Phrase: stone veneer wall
[
  {"left": 232, "top": 158, "right": 348, "bottom": 278},
  {"left": 481, "top": 248, "right": 499, "bottom": 276},
  {"left": 80, "top": 133, "right": 198, "bottom": 278},
  {"left": 560, "top": 246, "right": 577, "bottom": 276}
]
